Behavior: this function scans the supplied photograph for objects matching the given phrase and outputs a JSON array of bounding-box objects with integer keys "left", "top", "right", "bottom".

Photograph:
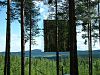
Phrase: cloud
[
  {"left": 0, "top": 36, "right": 6, "bottom": 52},
  {"left": 77, "top": 29, "right": 100, "bottom": 51},
  {"left": 0, "top": 29, "right": 44, "bottom": 52},
  {"left": 40, "top": 8, "right": 44, "bottom": 13},
  {"left": 35, "top": 1, "right": 49, "bottom": 19},
  {"left": 11, "top": 34, "right": 21, "bottom": 52},
  {"left": 0, "top": 34, "right": 20, "bottom": 52},
  {"left": 0, "top": 33, "right": 21, "bottom": 52},
  {"left": 34, "top": 36, "right": 44, "bottom": 51}
]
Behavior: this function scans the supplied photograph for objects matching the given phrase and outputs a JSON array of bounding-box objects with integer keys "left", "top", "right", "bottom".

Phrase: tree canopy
[
  {"left": 46, "top": 0, "right": 99, "bottom": 45},
  {"left": 0, "top": 0, "right": 40, "bottom": 44}
]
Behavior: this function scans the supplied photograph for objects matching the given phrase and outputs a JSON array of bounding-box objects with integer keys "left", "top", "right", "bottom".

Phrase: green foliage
[
  {"left": 24, "top": 0, "right": 40, "bottom": 44},
  {"left": 0, "top": 55, "right": 100, "bottom": 75},
  {"left": 0, "top": 0, "right": 40, "bottom": 44},
  {"left": 75, "top": 0, "right": 99, "bottom": 45},
  {"left": 47, "top": 0, "right": 100, "bottom": 45}
]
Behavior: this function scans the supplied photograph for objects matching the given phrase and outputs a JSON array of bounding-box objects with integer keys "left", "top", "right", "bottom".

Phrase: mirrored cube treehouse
[{"left": 44, "top": 20, "right": 69, "bottom": 52}]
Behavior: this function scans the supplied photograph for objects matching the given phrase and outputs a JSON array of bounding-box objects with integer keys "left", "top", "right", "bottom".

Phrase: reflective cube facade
[{"left": 44, "top": 20, "right": 69, "bottom": 52}]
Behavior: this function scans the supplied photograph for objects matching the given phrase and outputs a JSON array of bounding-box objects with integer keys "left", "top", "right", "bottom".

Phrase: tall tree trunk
[
  {"left": 68, "top": 0, "right": 78, "bottom": 75},
  {"left": 55, "top": 0, "right": 59, "bottom": 75},
  {"left": 29, "top": 11, "right": 32, "bottom": 75},
  {"left": 4, "top": 0, "right": 11, "bottom": 75},
  {"left": 62, "top": 66, "right": 63, "bottom": 75},
  {"left": 87, "top": 0, "right": 92, "bottom": 75},
  {"left": 88, "top": 22, "right": 92, "bottom": 75},
  {"left": 21, "top": 0, "right": 25, "bottom": 75}
]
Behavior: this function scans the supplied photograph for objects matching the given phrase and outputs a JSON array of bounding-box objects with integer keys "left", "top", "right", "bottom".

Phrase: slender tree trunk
[
  {"left": 4, "top": 0, "right": 11, "bottom": 75},
  {"left": 29, "top": 11, "right": 32, "bottom": 75},
  {"left": 21, "top": 0, "right": 25, "bottom": 75},
  {"left": 87, "top": 0, "right": 92, "bottom": 75},
  {"left": 62, "top": 66, "right": 63, "bottom": 75},
  {"left": 55, "top": 0, "right": 59, "bottom": 75},
  {"left": 68, "top": 0, "right": 78, "bottom": 75},
  {"left": 56, "top": 52, "right": 59, "bottom": 75},
  {"left": 88, "top": 22, "right": 92, "bottom": 75}
]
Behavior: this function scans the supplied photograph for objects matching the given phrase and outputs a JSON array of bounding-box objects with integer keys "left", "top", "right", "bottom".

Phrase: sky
[{"left": 0, "top": 1, "right": 100, "bottom": 52}]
